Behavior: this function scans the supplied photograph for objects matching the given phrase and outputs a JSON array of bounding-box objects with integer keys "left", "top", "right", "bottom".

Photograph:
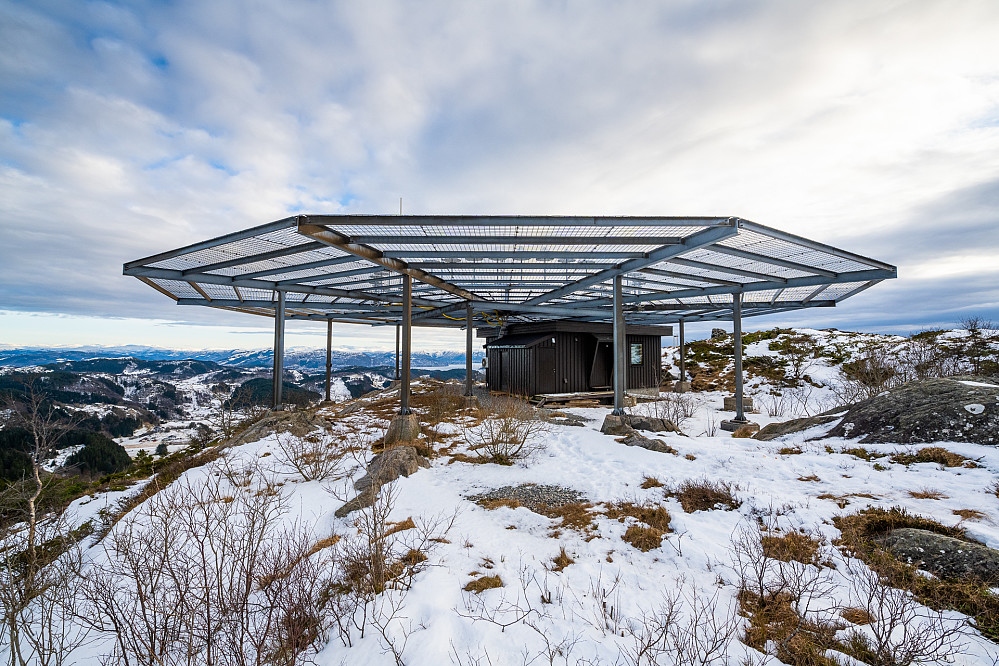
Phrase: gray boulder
[
  {"left": 353, "top": 445, "right": 430, "bottom": 492},
  {"left": 877, "top": 528, "right": 999, "bottom": 583},
  {"left": 754, "top": 415, "right": 840, "bottom": 441},
  {"left": 826, "top": 376, "right": 999, "bottom": 445},
  {"left": 337, "top": 446, "right": 430, "bottom": 517},
  {"left": 618, "top": 433, "right": 677, "bottom": 455},
  {"left": 600, "top": 413, "right": 681, "bottom": 436}
]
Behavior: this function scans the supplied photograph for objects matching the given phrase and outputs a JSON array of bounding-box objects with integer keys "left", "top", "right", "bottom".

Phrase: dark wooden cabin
[{"left": 479, "top": 321, "right": 672, "bottom": 397}]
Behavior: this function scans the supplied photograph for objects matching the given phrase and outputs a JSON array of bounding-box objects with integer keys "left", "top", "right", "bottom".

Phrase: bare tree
[{"left": 0, "top": 383, "right": 90, "bottom": 666}]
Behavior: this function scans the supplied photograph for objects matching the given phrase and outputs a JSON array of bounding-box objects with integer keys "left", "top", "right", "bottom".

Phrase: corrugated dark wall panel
[
  {"left": 486, "top": 330, "right": 663, "bottom": 395},
  {"left": 626, "top": 334, "right": 661, "bottom": 389}
]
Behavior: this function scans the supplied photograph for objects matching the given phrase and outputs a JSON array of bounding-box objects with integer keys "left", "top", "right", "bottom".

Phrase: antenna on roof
[{"left": 399, "top": 197, "right": 403, "bottom": 215}]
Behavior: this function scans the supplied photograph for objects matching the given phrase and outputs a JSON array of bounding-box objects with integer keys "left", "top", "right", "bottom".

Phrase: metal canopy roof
[{"left": 124, "top": 215, "right": 896, "bottom": 328}]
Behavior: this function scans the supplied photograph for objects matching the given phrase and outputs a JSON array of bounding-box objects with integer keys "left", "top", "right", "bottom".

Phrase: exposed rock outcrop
[
  {"left": 754, "top": 414, "right": 841, "bottom": 441},
  {"left": 229, "top": 409, "right": 333, "bottom": 445},
  {"left": 335, "top": 446, "right": 430, "bottom": 517},
  {"left": 600, "top": 414, "right": 682, "bottom": 437},
  {"left": 877, "top": 528, "right": 999, "bottom": 583},
  {"left": 826, "top": 376, "right": 999, "bottom": 445}
]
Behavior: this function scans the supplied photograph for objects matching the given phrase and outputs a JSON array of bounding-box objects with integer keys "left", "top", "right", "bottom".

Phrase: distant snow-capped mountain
[{"left": 0, "top": 345, "right": 484, "bottom": 371}]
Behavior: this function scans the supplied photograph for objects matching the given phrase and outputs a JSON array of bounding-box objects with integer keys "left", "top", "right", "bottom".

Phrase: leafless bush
[
  {"left": 467, "top": 398, "right": 551, "bottom": 464},
  {"left": 731, "top": 519, "right": 838, "bottom": 664},
  {"left": 332, "top": 481, "right": 455, "bottom": 655},
  {"left": 80, "top": 460, "right": 336, "bottom": 666},
  {"left": 841, "top": 564, "right": 967, "bottom": 666},
  {"left": 621, "top": 582, "right": 739, "bottom": 666},
  {"left": 273, "top": 428, "right": 347, "bottom": 481},
  {"left": 755, "top": 391, "right": 791, "bottom": 418},
  {"left": 645, "top": 393, "right": 697, "bottom": 430}
]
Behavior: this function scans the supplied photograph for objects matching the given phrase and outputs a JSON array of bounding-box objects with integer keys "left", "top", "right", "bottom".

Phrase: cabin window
[{"left": 630, "top": 343, "right": 643, "bottom": 365}]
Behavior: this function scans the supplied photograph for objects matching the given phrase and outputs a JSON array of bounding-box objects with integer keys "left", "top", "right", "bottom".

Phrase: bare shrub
[
  {"left": 645, "top": 392, "right": 697, "bottom": 430},
  {"left": 466, "top": 397, "right": 551, "bottom": 464},
  {"left": 622, "top": 582, "right": 739, "bottom": 666},
  {"left": 840, "top": 565, "right": 967, "bottom": 666},
  {"left": 732, "top": 520, "right": 839, "bottom": 665},
  {"left": 80, "top": 460, "right": 336, "bottom": 666},
  {"left": 273, "top": 428, "right": 347, "bottom": 481}
]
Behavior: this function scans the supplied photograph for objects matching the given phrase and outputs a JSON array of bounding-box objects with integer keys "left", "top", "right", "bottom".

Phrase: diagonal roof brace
[
  {"left": 521, "top": 220, "right": 740, "bottom": 306},
  {"left": 297, "top": 217, "right": 484, "bottom": 303}
]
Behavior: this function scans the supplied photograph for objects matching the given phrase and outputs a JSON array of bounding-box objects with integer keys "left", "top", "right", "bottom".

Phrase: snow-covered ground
[{"left": 41, "top": 378, "right": 999, "bottom": 665}]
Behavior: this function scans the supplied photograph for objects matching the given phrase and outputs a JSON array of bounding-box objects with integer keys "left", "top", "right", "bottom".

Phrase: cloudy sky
[{"left": 1, "top": 0, "right": 997, "bottom": 352}]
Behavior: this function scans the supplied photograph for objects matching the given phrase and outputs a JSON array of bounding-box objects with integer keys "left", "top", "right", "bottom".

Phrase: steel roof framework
[{"left": 124, "top": 215, "right": 896, "bottom": 328}]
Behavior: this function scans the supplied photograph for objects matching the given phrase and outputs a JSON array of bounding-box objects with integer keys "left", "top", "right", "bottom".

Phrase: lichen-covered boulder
[
  {"left": 826, "top": 376, "right": 999, "bottom": 445},
  {"left": 877, "top": 528, "right": 999, "bottom": 583}
]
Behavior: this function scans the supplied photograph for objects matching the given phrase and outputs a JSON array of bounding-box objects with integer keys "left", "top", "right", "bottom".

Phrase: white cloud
[{"left": 1, "top": 0, "right": 998, "bottom": 349}]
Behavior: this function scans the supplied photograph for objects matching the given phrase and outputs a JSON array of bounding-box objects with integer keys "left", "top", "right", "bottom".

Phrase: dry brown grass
[
  {"left": 537, "top": 501, "right": 598, "bottom": 536},
  {"left": 840, "top": 607, "right": 873, "bottom": 625},
  {"left": 400, "top": 548, "right": 428, "bottom": 566},
  {"left": 760, "top": 530, "right": 822, "bottom": 565},
  {"left": 667, "top": 478, "right": 740, "bottom": 512},
  {"left": 622, "top": 525, "right": 666, "bottom": 552},
  {"left": 464, "top": 575, "right": 503, "bottom": 594},
  {"left": 384, "top": 516, "right": 416, "bottom": 537},
  {"left": 640, "top": 476, "right": 664, "bottom": 489},
  {"left": 738, "top": 589, "right": 844, "bottom": 666},
  {"left": 476, "top": 497, "right": 522, "bottom": 511},
  {"left": 797, "top": 475, "right": 821, "bottom": 483},
  {"left": 816, "top": 492, "right": 879, "bottom": 509},
  {"left": 833, "top": 506, "right": 999, "bottom": 641},
  {"left": 684, "top": 453, "right": 696, "bottom": 461},
  {"left": 779, "top": 446, "right": 803, "bottom": 455},
  {"left": 306, "top": 534, "right": 341, "bottom": 558},
  {"left": 890, "top": 446, "right": 976, "bottom": 468},
  {"left": 953, "top": 508, "right": 987, "bottom": 522},
  {"left": 907, "top": 488, "right": 948, "bottom": 500},
  {"left": 606, "top": 501, "right": 672, "bottom": 552},
  {"left": 550, "top": 546, "right": 574, "bottom": 572}
]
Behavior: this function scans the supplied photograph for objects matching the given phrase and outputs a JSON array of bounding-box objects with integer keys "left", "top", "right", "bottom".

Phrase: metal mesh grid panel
[
  {"left": 149, "top": 279, "right": 201, "bottom": 299},
  {"left": 148, "top": 226, "right": 306, "bottom": 272}
]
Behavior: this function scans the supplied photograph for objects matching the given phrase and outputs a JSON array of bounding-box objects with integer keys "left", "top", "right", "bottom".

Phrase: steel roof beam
[
  {"left": 123, "top": 217, "right": 298, "bottom": 270},
  {"left": 176, "top": 298, "right": 403, "bottom": 312},
  {"left": 408, "top": 262, "right": 614, "bottom": 271},
  {"left": 665, "top": 257, "right": 787, "bottom": 282},
  {"left": 521, "top": 222, "right": 739, "bottom": 307},
  {"left": 739, "top": 220, "right": 896, "bottom": 272},
  {"left": 637, "top": 267, "right": 740, "bottom": 286},
  {"left": 582, "top": 268, "right": 896, "bottom": 307},
  {"left": 238, "top": 254, "right": 359, "bottom": 279},
  {"left": 124, "top": 265, "right": 442, "bottom": 307},
  {"left": 298, "top": 218, "right": 484, "bottom": 303},
  {"left": 181, "top": 241, "right": 325, "bottom": 276},
  {"left": 383, "top": 250, "right": 641, "bottom": 260},
  {"left": 709, "top": 245, "right": 838, "bottom": 277},
  {"left": 304, "top": 214, "right": 731, "bottom": 227},
  {"left": 275, "top": 265, "right": 386, "bottom": 285},
  {"left": 346, "top": 235, "right": 685, "bottom": 246}
]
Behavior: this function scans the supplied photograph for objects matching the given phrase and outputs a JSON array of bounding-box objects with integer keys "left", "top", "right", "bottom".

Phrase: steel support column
[
  {"left": 272, "top": 291, "right": 286, "bottom": 408},
  {"left": 612, "top": 275, "right": 627, "bottom": 416},
  {"left": 324, "top": 318, "right": 332, "bottom": 402},
  {"left": 395, "top": 325, "right": 400, "bottom": 380},
  {"left": 678, "top": 320, "right": 686, "bottom": 382},
  {"left": 733, "top": 294, "right": 746, "bottom": 422},
  {"left": 400, "top": 275, "right": 412, "bottom": 415},
  {"left": 465, "top": 301, "right": 474, "bottom": 396}
]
